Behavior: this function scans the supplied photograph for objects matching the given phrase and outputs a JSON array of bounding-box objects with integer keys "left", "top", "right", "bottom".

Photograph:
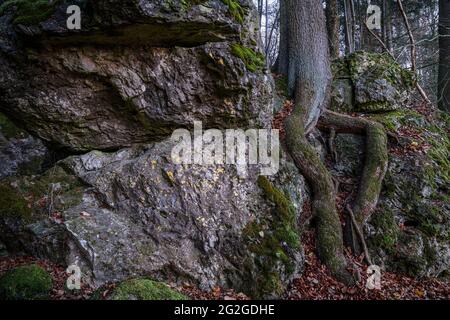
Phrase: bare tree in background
[
  {"left": 438, "top": 0, "right": 450, "bottom": 111},
  {"left": 326, "top": 0, "right": 340, "bottom": 59}
]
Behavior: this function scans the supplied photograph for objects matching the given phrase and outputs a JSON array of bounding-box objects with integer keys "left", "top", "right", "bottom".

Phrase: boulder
[
  {"left": 331, "top": 52, "right": 415, "bottom": 113},
  {"left": 0, "top": 0, "right": 273, "bottom": 152},
  {"left": 0, "top": 137, "right": 307, "bottom": 298}
]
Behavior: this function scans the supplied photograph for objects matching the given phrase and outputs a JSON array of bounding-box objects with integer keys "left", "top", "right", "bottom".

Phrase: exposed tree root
[
  {"left": 346, "top": 204, "right": 373, "bottom": 265},
  {"left": 285, "top": 106, "right": 356, "bottom": 286},
  {"left": 318, "top": 110, "right": 388, "bottom": 255}
]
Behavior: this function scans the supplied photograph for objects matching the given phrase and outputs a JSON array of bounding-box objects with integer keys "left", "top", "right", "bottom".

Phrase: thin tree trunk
[
  {"left": 344, "top": 0, "right": 355, "bottom": 54},
  {"left": 277, "top": 0, "right": 289, "bottom": 75},
  {"left": 438, "top": 0, "right": 450, "bottom": 111},
  {"left": 326, "top": 0, "right": 340, "bottom": 59},
  {"left": 397, "top": 0, "right": 432, "bottom": 104}
]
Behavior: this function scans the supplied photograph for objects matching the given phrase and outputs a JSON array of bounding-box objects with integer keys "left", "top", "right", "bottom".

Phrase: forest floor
[{"left": 1, "top": 232, "right": 448, "bottom": 300}]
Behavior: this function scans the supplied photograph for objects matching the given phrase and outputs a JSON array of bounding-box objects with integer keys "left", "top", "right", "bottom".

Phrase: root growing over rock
[{"left": 318, "top": 110, "right": 388, "bottom": 255}]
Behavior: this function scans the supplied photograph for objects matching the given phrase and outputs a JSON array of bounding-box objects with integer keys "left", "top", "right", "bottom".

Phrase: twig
[
  {"left": 396, "top": 0, "right": 432, "bottom": 105},
  {"left": 346, "top": 204, "right": 373, "bottom": 266},
  {"left": 364, "top": 22, "right": 396, "bottom": 60}
]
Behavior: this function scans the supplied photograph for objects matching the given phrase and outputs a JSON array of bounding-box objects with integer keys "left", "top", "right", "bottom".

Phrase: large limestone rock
[
  {"left": 0, "top": 137, "right": 307, "bottom": 298},
  {"left": 331, "top": 52, "right": 415, "bottom": 113},
  {"left": 0, "top": 0, "right": 273, "bottom": 152},
  {"left": 0, "top": 0, "right": 304, "bottom": 298}
]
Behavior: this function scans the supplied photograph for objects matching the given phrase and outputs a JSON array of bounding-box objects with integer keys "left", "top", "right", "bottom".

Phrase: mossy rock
[
  {"left": 0, "top": 112, "right": 27, "bottom": 140},
  {"left": 231, "top": 43, "right": 265, "bottom": 73},
  {"left": 110, "top": 279, "right": 188, "bottom": 300},
  {"left": 221, "top": 0, "right": 246, "bottom": 23},
  {"left": 0, "top": 0, "right": 62, "bottom": 25},
  {"left": 241, "top": 176, "right": 301, "bottom": 298},
  {"left": 330, "top": 51, "right": 415, "bottom": 113},
  {"left": 0, "top": 183, "right": 32, "bottom": 221},
  {"left": 0, "top": 264, "right": 52, "bottom": 300},
  {"left": 180, "top": 0, "right": 208, "bottom": 10}
]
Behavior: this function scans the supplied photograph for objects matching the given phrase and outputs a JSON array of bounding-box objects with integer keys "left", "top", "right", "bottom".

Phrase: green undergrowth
[
  {"left": 0, "top": 183, "right": 32, "bottom": 221},
  {"left": 0, "top": 165, "right": 84, "bottom": 222}
]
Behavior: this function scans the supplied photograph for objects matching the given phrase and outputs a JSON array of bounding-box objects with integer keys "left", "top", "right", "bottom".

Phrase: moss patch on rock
[
  {"left": 0, "top": 183, "right": 32, "bottom": 221},
  {"left": 0, "top": 0, "right": 61, "bottom": 25},
  {"left": 0, "top": 165, "right": 85, "bottom": 223},
  {"left": 231, "top": 44, "right": 265, "bottom": 73},
  {"left": 221, "top": 0, "right": 246, "bottom": 23},
  {"left": 368, "top": 205, "right": 400, "bottom": 254},
  {"left": 111, "top": 279, "right": 188, "bottom": 300},
  {"left": 330, "top": 51, "right": 415, "bottom": 113},
  {"left": 0, "top": 264, "right": 52, "bottom": 300},
  {"left": 242, "top": 176, "right": 300, "bottom": 297}
]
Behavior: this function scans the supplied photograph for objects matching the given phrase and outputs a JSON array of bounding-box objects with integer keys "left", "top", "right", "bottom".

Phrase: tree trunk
[
  {"left": 384, "top": 0, "right": 393, "bottom": 52},
  {"left": 344, "top": 0, "right": 355, "bottom": 54},
  {"left": 439, "top": 0, "right": 450, "bottom": 111},
  {"left": 326, "top": 0, "right": 340, "bottom": 59},
  {"left": 282, "top": 0, "right": 354, "bottom": 285},
  {"left": 277, "top": 0, "right": 289, "bottom": 75}
]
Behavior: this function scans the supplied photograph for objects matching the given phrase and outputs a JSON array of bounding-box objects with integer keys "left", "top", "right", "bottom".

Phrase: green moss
[
  {"left": 221, "top": 0, "right": 246, "bottom": 23},
  {"left": 230, "top": 44, "right": 265, "bottom": 73},
  {"left": 242, "top": 176, "right": 300, "bottom": 297},
  {"left": 369, "top": 207, "right": 399, "bottom": 254},
  {"left": 180, "top": 0, "right": 207, "bottom": 10},
  {"left": 368, "top": 110, "right": 423, "bottom": 132},
  {"left": 0, "top": 112, "right": 26, "bottom": 140},
  {"left": 111, "top": 279, "right": 188, "bottom": 300},
  {"left": 0, "top": 264, "right": 52, "bottom": 300},
  {"left": 0, "top": 183, "right": 32, "bottom": 221},
  {"left": 0, "top": 0, "right": 61, "bottom": 25}
]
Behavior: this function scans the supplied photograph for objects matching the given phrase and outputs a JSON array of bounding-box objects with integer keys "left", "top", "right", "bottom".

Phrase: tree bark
[
  {"left": 326, "top": 0, "right": 340, "bottom": 59},
  {"left": 439, "top": 0, "right": 450, "bottom": 111},
  {"left": 277, "top": 0, "right": 289, "bottom": 75},
  {"left": 318, "top": 111, "right": 388, "bottom": 255},
  {"left": 282, "top": 0, "right": 354, "bottom": 285}
]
